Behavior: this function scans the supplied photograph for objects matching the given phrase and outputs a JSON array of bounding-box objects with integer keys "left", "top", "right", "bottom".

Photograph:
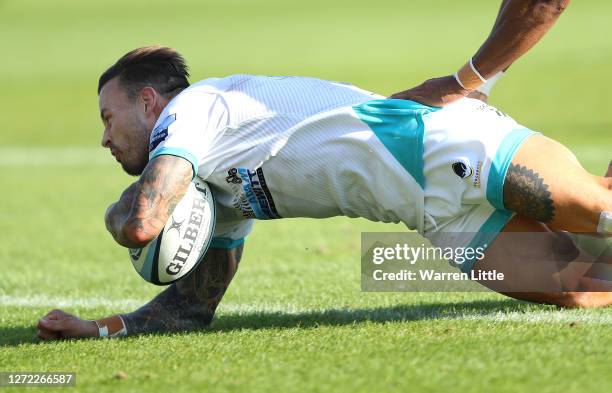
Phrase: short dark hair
[{"left": 98, "top": 46, "right": 190, "bottom": 100}]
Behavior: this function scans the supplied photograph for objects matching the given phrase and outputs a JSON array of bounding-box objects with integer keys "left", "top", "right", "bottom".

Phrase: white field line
[
  {"left": 1, "top": 295, "right": 610, "bottom": 325},
  {"left": 0, "top": 295, "right": 143, "bottom": 309},
  {"left": 0, "top": 146, "right": 608, "bottom": 167}
]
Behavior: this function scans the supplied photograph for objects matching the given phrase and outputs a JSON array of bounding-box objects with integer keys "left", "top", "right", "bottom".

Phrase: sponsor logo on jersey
[
  {"left": 149, "top": 113, "right": 176, "bottom": 152},
  {"left": 452, "top": 161, "right": 473, "bottom": 179},
  {"left": 472, "top": 160, "right": 483, "bottom": 188},
  {"left": 225, "top": 168, "right": 242, "bottom": 184},
  {"left": 475, "top": 103, "right": 510, "bottom": 119},
  {"left": 227, "top": 167, "right": 281, "bottom": 220}
]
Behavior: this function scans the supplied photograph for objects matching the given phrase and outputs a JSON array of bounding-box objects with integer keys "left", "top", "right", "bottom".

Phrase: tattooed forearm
[
  {"left": 106, "top": 155, "right": 192, "bottom": 247},
  {"left": 127, "top": 155, "right": 192, "bottom": 236},
  {"left": 120, "top": 245, "right": 243, "bottom": 335},
  {"left": 503, "top": 163, "right": 555, "bottom": 223}
]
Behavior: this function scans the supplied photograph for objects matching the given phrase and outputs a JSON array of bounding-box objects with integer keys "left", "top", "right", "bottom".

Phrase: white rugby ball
[{"left": 128, "top": 178, "right": 216, "bottom": 285}]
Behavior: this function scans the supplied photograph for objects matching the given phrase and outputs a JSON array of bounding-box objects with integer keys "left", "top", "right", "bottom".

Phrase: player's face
[{"left": 99, "top": 78, "right": 151, "bottom": 176}]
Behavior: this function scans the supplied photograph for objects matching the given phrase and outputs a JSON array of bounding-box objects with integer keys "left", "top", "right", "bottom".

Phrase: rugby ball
[{"left": 128, "top": 178, "right": 216, "bottom": 285}]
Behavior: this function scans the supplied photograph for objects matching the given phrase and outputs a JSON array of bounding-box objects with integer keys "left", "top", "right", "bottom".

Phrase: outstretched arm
[
  {"left": 121, "top": 245, "right": 242, "bottom": 334},
  {"left": 472, "top": 0, "right": 569, "bottom": 77},
  {"left": 36, "top": 245, "right": 243, "bottom": 339},
  {"left": 105, "top": 154, "right": 193, "bottom": 248},
  {"left": 391, "top": 0, "right": 570, "bottom": 106}
]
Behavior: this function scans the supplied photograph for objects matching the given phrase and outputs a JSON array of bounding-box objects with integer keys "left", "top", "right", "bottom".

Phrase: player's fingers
[
  {"left": 38, "top": 315, "right": 68, "bottom": 332},
  {"left": 37, "top": 329, "right": 60, "bottom": 340},
  {"left": 36, "top": 328, "right": 61, "bottom": 340},
  {"left": 41, "top": 309, "right": 67, "bottom": 320},
  {"left": 37, "top": 316, "right": 62, "bottom": 331}
]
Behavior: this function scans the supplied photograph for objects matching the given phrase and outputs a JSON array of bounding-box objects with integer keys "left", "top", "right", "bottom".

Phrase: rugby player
[
  {"left": 35, "top": 12, "right": 611, "bottom": 339},
  {"left": 37, "top": 46, "right": 611, "bottom": 340}
]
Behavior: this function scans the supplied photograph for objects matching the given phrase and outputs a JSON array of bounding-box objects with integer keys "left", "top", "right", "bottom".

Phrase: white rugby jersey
[{"left": 148, "top": 75, "right": 429, "bottom": 246}]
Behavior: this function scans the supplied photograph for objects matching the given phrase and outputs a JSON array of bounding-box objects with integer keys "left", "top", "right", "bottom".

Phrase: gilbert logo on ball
[{"left": 128, "top": 179, "right": 216, "bottom": 285}]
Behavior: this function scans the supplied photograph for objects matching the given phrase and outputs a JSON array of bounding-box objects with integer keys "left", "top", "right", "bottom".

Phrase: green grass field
[{"left": 0, "top": 0, "right": 611, "bottom": 392}]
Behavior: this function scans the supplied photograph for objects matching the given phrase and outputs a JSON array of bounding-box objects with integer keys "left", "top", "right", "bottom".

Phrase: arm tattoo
[
  {"left": 127, "top": 155, "right": 192, "bottom": 240},
  {"left": 120, "top": 245, "right": 243, "bottom": 335},
  {"left": 503, "top": 163, "right": 555, "bottom": 223}
]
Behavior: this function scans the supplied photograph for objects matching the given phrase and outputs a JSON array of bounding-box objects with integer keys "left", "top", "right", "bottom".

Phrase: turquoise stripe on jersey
[
  {"left": 352, "top": 99, "right": 440, "bottom": 188},
  {"left": 459, "top": 209, "right": 515, "bottom": 274},
  {"left": 210, "top": 237, "right": 245, "bottom": 249},
  {"left": 150, "top": 147, "right": 198, "bottom": 179},
  {"left": 486, "top": 128, "right": 540, "bottom": 211}
]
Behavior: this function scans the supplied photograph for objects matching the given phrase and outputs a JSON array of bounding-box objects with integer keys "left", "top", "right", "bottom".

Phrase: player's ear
[{"left": 139, "top": 86, "right": 157, "bottom": 114}]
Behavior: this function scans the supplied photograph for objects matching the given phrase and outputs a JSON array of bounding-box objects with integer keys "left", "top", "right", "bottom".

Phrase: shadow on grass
[
  {"left": 0, "top": 325, "right": 39, "bottom": 347},
  {"left": 209, "top": 298, "right": 533, "bottom": 332},
  {"left": 1, "top": 298, "right": 537, "bottom": 346}
]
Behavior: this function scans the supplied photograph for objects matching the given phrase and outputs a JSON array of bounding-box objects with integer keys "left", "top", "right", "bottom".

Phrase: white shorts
[{"left": 420, "top": 98, "right": 539, "bottom": 273}]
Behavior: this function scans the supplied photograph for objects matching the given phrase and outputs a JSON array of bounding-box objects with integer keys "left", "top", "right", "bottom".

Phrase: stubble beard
[{"left": 121, "top": 125, "right": 151, "bottom": 176}]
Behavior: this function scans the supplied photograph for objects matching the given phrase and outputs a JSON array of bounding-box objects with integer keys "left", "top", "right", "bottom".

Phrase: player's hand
[
  {"left": 36, "top": 309, "right": 99, "bottom": 340},
  {"left": 389, "top": 75, "right": 470, "bottom": 107}
]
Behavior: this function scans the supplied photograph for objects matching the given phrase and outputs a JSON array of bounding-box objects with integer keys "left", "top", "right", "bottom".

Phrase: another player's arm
[
  {"left": 105, "top": 155, "right": 193, "bottom": 248},
  {"left": 36, "top": 245, "right": 243, "bottom": 339},
  {"left": 471, "top": 0, "right": 569, "bottom": 77},
  {"left": 391, "top": 0, "right": 570, "bottom": 105}
]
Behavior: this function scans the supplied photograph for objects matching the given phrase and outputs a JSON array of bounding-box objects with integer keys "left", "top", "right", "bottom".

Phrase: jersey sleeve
[
  {"left": 148, "top": 91, "right": 229, "bottom": 178},
  {"left": 210, "top": 219, "right": 254, "bottom": 249}
]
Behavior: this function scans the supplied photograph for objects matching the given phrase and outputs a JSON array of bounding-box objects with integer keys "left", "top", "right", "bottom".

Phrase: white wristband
[
  {"left": 455, "top": 58, "right": 488, "bottom": 91},
  {"left": 94, "top": 315, "right": 127, "bottom": 338},
  {"left": 453, "top": 72, "right": 468, "bottom": 90},
  {"left": 469, "top": 58, "right": 487, "bottom": 83},
  {"left": 476, "top": 71, "right": 504, "bottom": 96}
]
